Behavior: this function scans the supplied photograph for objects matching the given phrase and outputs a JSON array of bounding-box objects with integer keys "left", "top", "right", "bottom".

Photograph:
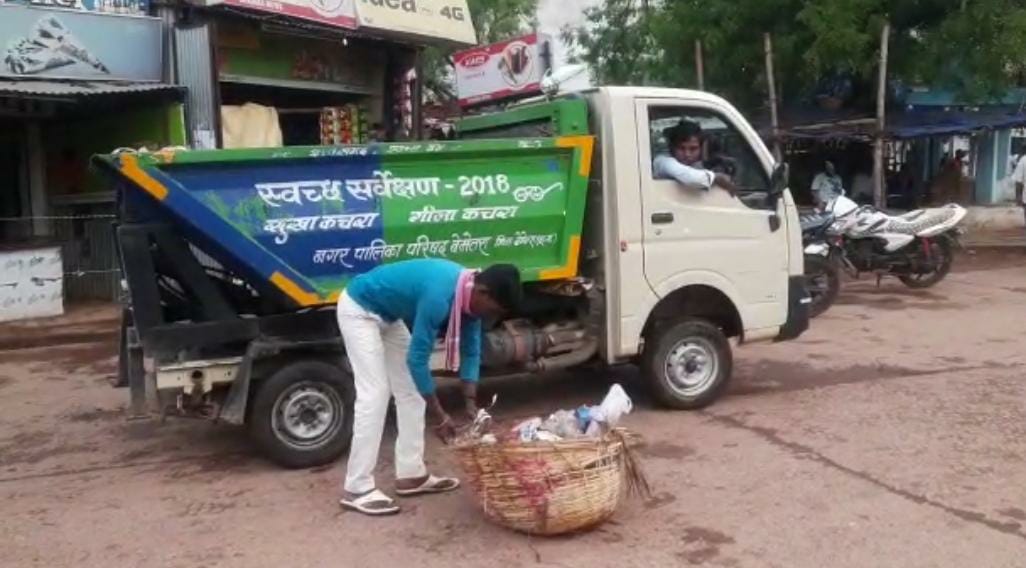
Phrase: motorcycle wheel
[
  {"left": 804, "top": 254, "right": 841, "bottom": 318},
  {"left": 899, "top": 236, "right": 954, "bottom": 289}
]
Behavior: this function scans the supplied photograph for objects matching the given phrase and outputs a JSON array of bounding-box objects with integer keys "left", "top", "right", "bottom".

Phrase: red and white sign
[
  {"left": 200, "top": 0, "right": 358, "bottom": 30},
  {"left": 453, "top": 33, "right": 550, "bottom": 107}
]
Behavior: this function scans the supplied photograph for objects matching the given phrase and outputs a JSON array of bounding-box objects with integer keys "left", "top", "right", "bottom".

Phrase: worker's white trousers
[{"left": 337, "top": 291, "right": 427, "bottom": 495}]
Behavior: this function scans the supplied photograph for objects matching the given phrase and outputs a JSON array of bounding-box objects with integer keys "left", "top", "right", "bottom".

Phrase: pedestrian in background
[
  {"left": 1011, "top": 148, "right": 1026, "bottom": 229},
  {"left": 811, "top": 160, "right": 844, "bottom": 209}
]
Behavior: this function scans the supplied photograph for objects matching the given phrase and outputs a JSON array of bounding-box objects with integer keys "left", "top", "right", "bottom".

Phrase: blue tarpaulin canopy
[
  {"left": 887, "top": 109, "right": 1026, "bottom": 139},
  {"left": 761, "top": 107, "right": 1026, "bottom": 142}
]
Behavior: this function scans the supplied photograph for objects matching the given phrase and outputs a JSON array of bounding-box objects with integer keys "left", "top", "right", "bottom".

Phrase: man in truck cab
[
  {"left": 654, "top": 119, "right": 738, "bottom": 196},
  {"left": 337, "top": 259, "right": 521, "bottom": 516}
]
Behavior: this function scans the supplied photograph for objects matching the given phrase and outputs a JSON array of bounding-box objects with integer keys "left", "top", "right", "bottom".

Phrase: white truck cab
[
  {"left": 463, "top": 86, "right": 809, "bottom": 409},
  {"left": 595, "top": 87, "right": 804, "bottom": 350}
]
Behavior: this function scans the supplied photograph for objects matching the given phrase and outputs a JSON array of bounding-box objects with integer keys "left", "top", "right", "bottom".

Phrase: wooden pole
[
  {"left": 695, "top": 39, "right": 705, "bottom": 90},
  {"left": 873, "top": 21, "right": 890, "bottom": 208},
  {"left": 764, "top": 33, "right": 782, "bottom": 161},
  {"left": 413, "top": 48, "right": 424, "bottom": 140}
]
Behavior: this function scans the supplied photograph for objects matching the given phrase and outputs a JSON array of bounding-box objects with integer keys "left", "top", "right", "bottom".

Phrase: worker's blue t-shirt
[{"left": 344, "top": 259, "right": 482, "bottom": 396}]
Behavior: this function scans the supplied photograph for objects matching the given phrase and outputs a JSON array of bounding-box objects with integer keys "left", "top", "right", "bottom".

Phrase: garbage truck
[{"left": 95, "top": 87, "right": 809, "bottom": 468}]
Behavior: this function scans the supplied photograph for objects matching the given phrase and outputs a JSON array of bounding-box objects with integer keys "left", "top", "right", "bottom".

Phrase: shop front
[
  {"left": 178, "top": 0, "right": 475, "bottom": 149},
  {"left": 214, "top": 17, "right": 391, "bottom": 146},
  {"left": 0, "top": 2, "right": 184, "bottom": 316}
]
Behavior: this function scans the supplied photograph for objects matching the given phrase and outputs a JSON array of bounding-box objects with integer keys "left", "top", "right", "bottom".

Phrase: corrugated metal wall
[{"left": 175, "top": 23, "right": 220, "bottom": 149}]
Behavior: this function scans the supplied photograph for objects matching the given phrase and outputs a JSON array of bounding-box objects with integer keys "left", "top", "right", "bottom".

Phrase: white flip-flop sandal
[
  {"left": 340, "top": 489, "right": 401, "bottom": 516},
  {"left": 395, "top": 475, "right": 461, "bottom": 497}
]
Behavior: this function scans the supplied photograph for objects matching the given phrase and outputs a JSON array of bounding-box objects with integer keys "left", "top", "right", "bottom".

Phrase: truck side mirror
[{"left": 770, "top": 162, "right": 789, "bottom": 195}]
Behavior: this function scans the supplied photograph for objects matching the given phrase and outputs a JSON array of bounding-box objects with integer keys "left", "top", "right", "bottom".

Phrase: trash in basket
[{"left": 451, "top": 384, "right": 650, "bottom": 536}]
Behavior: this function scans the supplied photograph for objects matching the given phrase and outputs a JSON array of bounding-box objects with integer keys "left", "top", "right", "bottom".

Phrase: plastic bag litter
[
  {"left": 535, "top": 431, "right": 563, "bottom": 442},
  {"left": 542, "top": 409, "right": 583, "bottom": 440},
  {"left": 585, "top": 384, "right": 633, "bottom": 437},
  {"left": 507, "top": 384, "right": 633, "bottom": 443},
  {"left": 480, "top": 434, "right": 498, "bottom": 445},
  {"left": 468, "top": 408, "right": 494, "bottom": 438},
  {"left": 511, "top": 417, "right": 543, "bottom": 442}
]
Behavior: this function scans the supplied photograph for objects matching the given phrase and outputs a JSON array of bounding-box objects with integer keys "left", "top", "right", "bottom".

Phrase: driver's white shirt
[{"left": 653, "top": 154, "right": 715, "bottom": 190}]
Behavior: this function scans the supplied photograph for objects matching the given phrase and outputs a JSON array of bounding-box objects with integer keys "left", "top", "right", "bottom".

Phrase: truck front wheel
[
  {"left": 642, "top": 318, "right": 733, "bottom": 410},
  {"left": 248, "top": 360, "right": 354, "bottom": 469}
]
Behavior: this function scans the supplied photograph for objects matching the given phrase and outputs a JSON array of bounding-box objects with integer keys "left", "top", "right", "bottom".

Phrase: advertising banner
[
  {"left": 356, "top": 0, "right": 476, "bottom": 46},
  {"left": 0, "top": 5, "right": 162, "bottom": 81},
  {"left": 1, "top": 0, "right": 149, "bottom": 16},
  {"left": 200, "top": 0, "right": 357, "bottom": 30},
  {"left": 453, "top": 34, "right": 551, "bottom": 107}
]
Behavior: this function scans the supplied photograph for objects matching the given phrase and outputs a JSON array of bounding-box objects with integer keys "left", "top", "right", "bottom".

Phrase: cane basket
[{"left": 451, "top": 431, "right": 643, "bottom": 536}]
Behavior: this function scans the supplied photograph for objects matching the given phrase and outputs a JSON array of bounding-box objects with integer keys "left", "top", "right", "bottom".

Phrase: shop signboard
[
  {"left": 1, "top": 0, "right": 150, "bottom": 16},
  {"left": 356, "top": 0, "right": 476, "bottom": 46},
  {"left": 0, "top": 5, "right": 162, "bottom": 81},
  {"left": 199, "top": 0, "right": 357, "bottom": 30},
  {"left": 217, "top": 23, "right": 379, "bottom": 93},
  {"left": 453, "top": 34, "right": 551, "bottom": 107}
]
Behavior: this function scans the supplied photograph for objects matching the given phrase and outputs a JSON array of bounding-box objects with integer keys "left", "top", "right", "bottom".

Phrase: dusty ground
[{"left": 1, "top": 249, "right": 1026, "bottom": 568}]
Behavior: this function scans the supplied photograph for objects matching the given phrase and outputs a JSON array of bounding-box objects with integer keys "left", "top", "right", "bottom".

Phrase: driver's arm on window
[
  {"left": 654, "top": 155, "right": 737, "bottom": 196},
  {"left": 653, "top": 155, "right": 714, "bottom": 190}
]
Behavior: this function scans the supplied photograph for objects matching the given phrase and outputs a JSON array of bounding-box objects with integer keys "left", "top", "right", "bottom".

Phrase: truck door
[{"left": 634, "top": 99, "right": 789, "bottom": 331}]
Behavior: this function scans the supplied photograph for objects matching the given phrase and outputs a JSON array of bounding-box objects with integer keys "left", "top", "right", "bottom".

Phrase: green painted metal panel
[
  {"left": 457, "top": 98, "right": 590, "bottom": 139},
  {"left": 96, "top": 136, "right": 594, "bottom": 306}
]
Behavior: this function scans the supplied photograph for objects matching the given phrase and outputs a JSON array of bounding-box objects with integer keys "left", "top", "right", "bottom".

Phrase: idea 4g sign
[
  {"left": 454, "top": 34, "right": 551, "bottom": 107},
  {"left": 356, "top": 0, "right": 476, "bottom": 45}
]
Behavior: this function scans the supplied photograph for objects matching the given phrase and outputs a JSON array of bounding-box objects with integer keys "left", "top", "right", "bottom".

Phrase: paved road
[{"left": 2, "top": 249, "right": 1025, "bottom": 567}]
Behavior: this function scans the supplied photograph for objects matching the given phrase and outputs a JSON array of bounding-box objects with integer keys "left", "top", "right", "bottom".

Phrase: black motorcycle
[{"left": 800, "top": 211, "right": 842, "bottom": 318}]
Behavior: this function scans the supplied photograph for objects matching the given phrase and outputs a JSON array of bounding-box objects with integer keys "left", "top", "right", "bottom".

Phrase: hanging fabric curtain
[{"left": 221, "top": 103, "right": 283, "bottom": 149}]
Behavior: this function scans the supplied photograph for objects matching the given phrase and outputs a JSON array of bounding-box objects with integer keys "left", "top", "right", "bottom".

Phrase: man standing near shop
[
  {"left": 337, "top": 259, "right": 521, "bottom": 516},
  {"left": 1012, "top": 148, "right": 1026, "bottom": 230},
  {"left": 811, "top": 160, "right": 845, "bottom": 209}
]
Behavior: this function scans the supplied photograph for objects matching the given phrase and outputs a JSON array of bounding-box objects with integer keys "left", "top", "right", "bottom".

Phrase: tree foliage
[
  {"left": 422, "top": 0, "right": 539, "bottom": 101},
  {"left": 470, "top": 0, "right": 540, "bottom": 42},
  {"left": 565, "top": 0, "right": 1026, "bottom": 111}
]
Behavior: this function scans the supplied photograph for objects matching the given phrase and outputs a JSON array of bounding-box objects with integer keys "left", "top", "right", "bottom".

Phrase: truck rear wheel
[
  {"left": 248, "top": 360, "right": 354, "bottom": 469},
  {"left": 642, "top": 318, "right": 733, "bottom": 410}
]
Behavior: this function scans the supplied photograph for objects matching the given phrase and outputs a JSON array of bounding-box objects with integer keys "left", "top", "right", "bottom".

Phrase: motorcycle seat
[
  {"left": 879, "top": 207, "right": 961, "bottom": 235},
  {"left": 800, "top": 213, "right": 833, "bottom": 232}
]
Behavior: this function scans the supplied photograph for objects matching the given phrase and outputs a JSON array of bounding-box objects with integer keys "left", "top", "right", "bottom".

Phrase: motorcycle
[
  {"left": 807, "top": 195, "right": 967, "bottom": 308},
  {"left": 801, "top": 210, "right": 843, "bottom": 318}
]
